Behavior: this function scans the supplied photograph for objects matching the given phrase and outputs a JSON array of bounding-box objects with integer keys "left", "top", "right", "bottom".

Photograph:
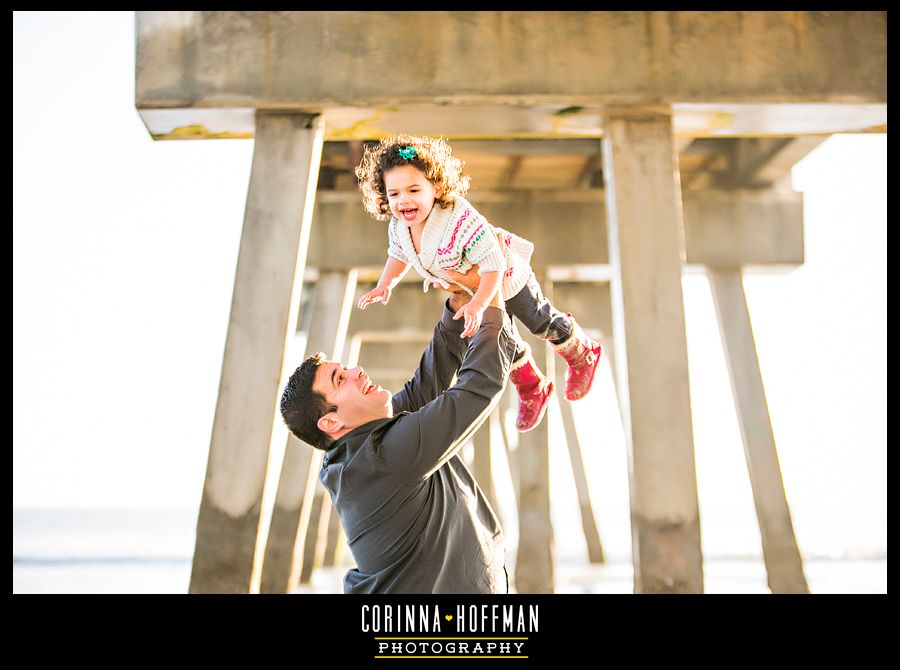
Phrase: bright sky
[{"left": 13, "top": 12, "right": 886, "bottom": 561}]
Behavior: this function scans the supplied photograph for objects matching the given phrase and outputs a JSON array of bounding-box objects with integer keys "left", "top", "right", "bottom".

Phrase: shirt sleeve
[
  {"left": 387, "top": 219, "right": 407, "bottom": 263},
  {"left": 391, "top": 300, "right": 468, "bottom": 414},
  {"left": 383, "top": 307, "right": 518, "bottom": 482}
]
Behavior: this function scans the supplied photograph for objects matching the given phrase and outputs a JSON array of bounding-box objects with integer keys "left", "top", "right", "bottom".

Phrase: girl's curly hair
[{"left": 355, "top": 134, "right": 471, "bottom": 221}]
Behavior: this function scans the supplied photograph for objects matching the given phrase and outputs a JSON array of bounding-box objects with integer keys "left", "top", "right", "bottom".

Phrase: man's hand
[
  {"left": 432, "top": 265, "right": 479, "bottom": 314},
  {"left": 442, "top": 265, "right": 481, "bottom": 292},
  {"left": 434, "top": 233, "right": 506, "bottom": 319}
]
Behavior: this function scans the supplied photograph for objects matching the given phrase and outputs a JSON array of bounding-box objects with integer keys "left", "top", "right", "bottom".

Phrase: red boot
[
  {"left": 509, "top": 343, "right": 554, "bottom": 432},
  {"left": 553, "top": 314, "right": 603, "bottom": 401}
]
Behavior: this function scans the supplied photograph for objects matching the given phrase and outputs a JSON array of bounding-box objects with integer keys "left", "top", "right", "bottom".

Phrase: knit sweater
[{"left": 387, "top": 196, "right": 535, "bottom": 300}]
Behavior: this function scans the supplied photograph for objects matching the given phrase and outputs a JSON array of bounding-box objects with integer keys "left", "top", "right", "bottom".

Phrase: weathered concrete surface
[
  {"left": 708, "top": 269, "right": 809, "bottom": 593},
  {"left": 554, "top": 368, "right": 606, "bottom": 564},
  {"left": 310, "top": 189, "right": 804, "bottom": 271},
  {"left": 633, "top": 516, "right": 704, "bottom": 593},
  {"left": 682, "top": 189, "right": 804, "bottom": 268},
  {"left": 136, "top": 12, "right": 885, "bottom": 109},
  {"left": 190, "top": 503, "right": 261, "bottom": 593},
  {"left": 189, "top": 112, "right": 323, "bottom": 593},
  {"left": 259, "top": 455, "right": 318, "bottom": 594},
  {"left": 514, "top": 321, "right": 555, "bottom": 593},
  {"left": 728, "top": 137, "right": 828, "bottom": 188},
  {"left": 602, "top": 109, "right": 704, "bottom": 593},
  {"left": 545, "top": 280, "right": 605, "bottom": 564}
]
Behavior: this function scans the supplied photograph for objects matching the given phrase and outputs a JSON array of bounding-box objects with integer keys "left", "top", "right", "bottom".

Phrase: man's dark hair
[{"left": 280, "top": 352, "right": 337, "bottom": 451}]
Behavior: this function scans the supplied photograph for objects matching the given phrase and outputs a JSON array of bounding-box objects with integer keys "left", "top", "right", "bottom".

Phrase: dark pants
[{"left": 504, "top": 272, "right": 573, "bottom": 351}]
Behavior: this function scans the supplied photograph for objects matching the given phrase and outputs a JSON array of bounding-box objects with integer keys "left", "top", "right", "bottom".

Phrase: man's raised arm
[
  {"left": 384, "top": 292, "right": 516, "bottom": 482},
  {"left": 390, "top": 295, "right": 470, "bottom": 414},
  {"left": 391, "top": 266, "right": 484, "bottom": 413}
]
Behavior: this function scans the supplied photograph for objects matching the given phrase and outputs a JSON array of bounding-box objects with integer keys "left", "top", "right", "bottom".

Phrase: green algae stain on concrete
[
  {"left": 152, "top": 124, "right": 253, "bottom": 140},
  {"left": 708, "top": 112, "right": 736, "bottom": 131},
  {"left": 550, "top": 105, "right": 590, "bottom": 134},
  {"left": 554, "top": 106, "right": 586, "bottom": 117},
  {"left": 327, "top": 110, "right": 391, "bottom": 141}
]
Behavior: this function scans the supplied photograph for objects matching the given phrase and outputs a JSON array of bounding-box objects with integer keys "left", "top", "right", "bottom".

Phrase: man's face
[
  {"left": 384, "top": 164, "right": 443, "bottom": 228},
  {"left": 312, "top": 361, "right": 393, "bottom": 438}
]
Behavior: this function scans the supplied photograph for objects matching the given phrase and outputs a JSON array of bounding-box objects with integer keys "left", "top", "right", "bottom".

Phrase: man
[{"left": 280, "top": 271, "right": 517, "bottom": 594}]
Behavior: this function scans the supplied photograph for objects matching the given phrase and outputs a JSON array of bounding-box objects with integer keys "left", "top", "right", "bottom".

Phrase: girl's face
[{"left": 383, "top": 164, "right": 443, "bottom": 227}]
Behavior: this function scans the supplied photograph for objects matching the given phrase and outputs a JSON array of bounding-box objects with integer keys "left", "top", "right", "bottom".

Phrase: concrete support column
[
  {"left": 189, "top": 112, "right": 324, "bottom": 593},
  {"left": 514, "top": 320, "right": 555, "bottom": 593},
  {"left": 259, "top": 440, "right": 321, "bottom": 593},
  {"left": 260, "top": 270, "right": 357, "bottom": 593},
  {"left": 602, "top": 108, "right": 704, "bottom": 593},
  {"left": 554, "top": 368, "right": 606, "bottom": 564},
  {"left": 545, "top": 279, "right": 605, "bottom": 564},
  {"left": 707, "top": 269, "right": 809, "bottom": 593}
]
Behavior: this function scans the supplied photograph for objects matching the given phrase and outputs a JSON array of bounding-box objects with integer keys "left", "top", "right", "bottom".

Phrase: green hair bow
[{"left": 398, "top": 146, "right": 417, "bottom": 161}]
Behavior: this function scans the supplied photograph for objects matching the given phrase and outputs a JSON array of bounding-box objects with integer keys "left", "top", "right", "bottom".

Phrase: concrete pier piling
[
  {"left": 190, "top": 113, "right": 323, "bottom": 593},
  {"left": 514, "top": 313, "right": 555, "bottom": 594},
  {"left": 708, "top": 269, "right": 809, "bottom": 593},
  {"left": 602, "top": 109, "right": 704, "bottom": 593}
]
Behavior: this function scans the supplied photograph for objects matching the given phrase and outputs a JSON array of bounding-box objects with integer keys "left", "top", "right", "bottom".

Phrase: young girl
[{"left": 354, "top": 134, "right": 602, "bottom": 432}]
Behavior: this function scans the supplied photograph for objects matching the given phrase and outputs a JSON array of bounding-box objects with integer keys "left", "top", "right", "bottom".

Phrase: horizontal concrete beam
[
  {"left": 729, "top": 136, "right": 828, "bottom": 187},
  {"left": 135, "top": 12, "right": 886, "bottom": 139},
  {"left": 450, "top": 139, "right": 603, "bottom": 156},
  {"left": 137, "top": 12, "right": 884, "bottom": 107},
  {"left": 308, "top": 188, "right": 804, "bottom": 271},
  {"left": 681, "top": 189, "right": 804, "bottom": 268},
  {"left": 751, "top": 137, "right": 829, "bottom": 185}
]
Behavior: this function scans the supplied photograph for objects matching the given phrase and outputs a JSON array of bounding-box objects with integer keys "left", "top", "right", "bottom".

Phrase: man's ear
[{"left": 317, "top": 412, "right": 344, "bottom": 437}]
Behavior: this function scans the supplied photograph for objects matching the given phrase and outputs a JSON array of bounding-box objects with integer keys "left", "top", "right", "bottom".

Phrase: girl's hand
[
  {"left": 452, "top": 300, "right": 487, "bottom": 338},
  {"left": 358, "top": 285, "right": 392, "bottom": 310}
]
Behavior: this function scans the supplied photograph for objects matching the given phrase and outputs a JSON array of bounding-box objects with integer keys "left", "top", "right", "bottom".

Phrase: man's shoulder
[
  {"left": 324, "top": 413, "right": 416, "bottom": 483},
  {"left": 334, "top": 414, "right": 413, "bottom": 456}
]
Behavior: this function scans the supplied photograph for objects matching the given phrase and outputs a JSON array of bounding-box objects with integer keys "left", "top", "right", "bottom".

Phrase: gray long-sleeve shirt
[{"left": 320, "top": 303, "right": 517, "bottom": 594}]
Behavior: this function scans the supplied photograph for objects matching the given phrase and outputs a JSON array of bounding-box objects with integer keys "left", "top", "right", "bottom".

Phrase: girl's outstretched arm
[{"left": 358, "top": 256, "right": 410, "bottom": 309}]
